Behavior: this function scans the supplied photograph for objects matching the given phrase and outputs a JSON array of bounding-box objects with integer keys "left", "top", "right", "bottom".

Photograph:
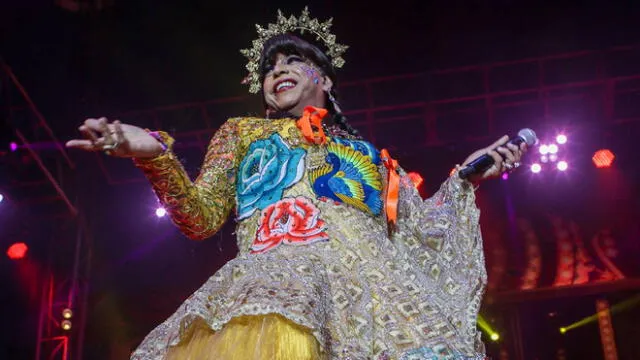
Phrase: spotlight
[
  {"left": 539, "top": 144, "right": 549, "bottom": 155},
  {"left": 61, "top": 320, "right": 72, "bottom": 331},
  {"left": 62, "top": 308, "right": 73, "bottom": 319},
  {"left": 540, "top": 155, "right": 549, "bottom": 163},
  {"left": 592, "top": 149, "right": 615, "bottom": 168},
  {"left": 7, "top": 242, "right": 28, "bottom": 260},
  {"left": 0, "top": 193, "right": 4, "bottom": 203},
  {"left": 560, "top": 327, "right": 567, "bottom": 334},
  {"left": 9, "top": 142, "right": 18, "bottom": 152},
  {"left": 501, "top": 173, "right": 509, "bottom": 180},
  {"left": 490, "top": 333, "right": 500, "bottom": 341},
  {"left": 549, "top": 154, "right": 558, "bottom": 162},
  {"left": 557, "top": 161, "right": 568, "bottom": 171},
  {"left": 155, "top": 207, "right": 167, "bottom": 218},
  {"left": 556, "top": 134, "right": 567, "bottom": 144},
  {"left": 548, "top": 144, "right": 559, "bottom": 154},
  {"left": 531, "top": 163, "right": 542, "bottom": 173}
]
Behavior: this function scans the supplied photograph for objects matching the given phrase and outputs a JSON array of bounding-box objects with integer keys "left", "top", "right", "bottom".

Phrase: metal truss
[
  {"left": 98, "top": 43, "right": 640, "bottom": 184},
  {"left": 1, "top": 60, "right": 91, "bottom": 360}
]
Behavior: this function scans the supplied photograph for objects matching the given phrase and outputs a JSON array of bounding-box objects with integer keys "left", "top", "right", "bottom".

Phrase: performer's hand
[
  {"left": 460, "top": 135, "right": 527, "bottom": 183},
  {"left": 66, "top": 117, "right": 164, "bottom": 158}
]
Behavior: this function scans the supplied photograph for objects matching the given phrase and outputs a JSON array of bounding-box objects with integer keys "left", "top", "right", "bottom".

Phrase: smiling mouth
[{"left": 274, "top": 79, "right": 297, "bottom": 93}]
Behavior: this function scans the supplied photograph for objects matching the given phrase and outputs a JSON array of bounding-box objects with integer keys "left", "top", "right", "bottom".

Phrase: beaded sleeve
[{"left": 133, "top": 118, "right": 242, "bottom": 240}]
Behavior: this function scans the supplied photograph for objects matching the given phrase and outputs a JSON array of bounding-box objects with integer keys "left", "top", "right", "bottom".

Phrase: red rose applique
[{"left": 251, "top": 196, "right": 329, "bottom": 254}]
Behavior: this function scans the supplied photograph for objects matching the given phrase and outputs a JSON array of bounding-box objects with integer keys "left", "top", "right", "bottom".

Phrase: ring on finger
[{"left": 102, "top": 141, "right": 120, "bottom": 155}]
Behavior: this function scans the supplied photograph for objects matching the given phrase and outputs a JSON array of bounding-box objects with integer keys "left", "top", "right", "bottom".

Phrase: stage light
[
  {"left": 592, "top": 149, "right": 615, "bottom": 168},
  {"left": 0, "top": 193, "right": 4, "bottom": 203},
  {"left": 549, "top": 154, "right": 558, "bottom": 162},
  {"left": 557, "top": 161, "right": 568, "bottom": 171},
  {"left": 531, "top": 163, "right": 542, "bottom": 173},
  {"left": 539, "top": 144, "right": 549, "bottom": 155},
  {"left": 501, "top": 173, "right": 508, "bottom": 180},
  {"left": 155, "top": 207, "right": 167, "bottom": 218},
  {"left": 155, "top": 207, "right": 167, "bottom": 217},
  {"left": 62, "top": 308, "right": 73, "bottom": 319},
  {"left": 560, "top": 327, "right": 567, "bottom": 334},
  {"left": 7, "top": 242, "right": 28, "bottom": 260},
  {"left": 9, "top": 142, "right": 18, "bottom": 152},
  {"left": 407, "top": 172, "right": 423, "bottom": 189},
  {"left": 540, "top": 155, "right": 548, "bottom": 163},
  {"left": 490, "top": 333, "right": 500, "bottom": 341},
  {"left": 61, "top": 320, "right": 72, "bottom": 331},
  {"left": 548, "top": 144, "right": 559, "bottom": 154},
  {"left": 556, "top": 134, "right": 567, "bottom": 144}
]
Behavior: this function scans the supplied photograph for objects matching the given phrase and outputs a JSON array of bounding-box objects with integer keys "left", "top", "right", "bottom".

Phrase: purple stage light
[
  {"left": 155, "top": 207, "right": 167, "bottom": 218},
  {"left": 501, "top": 173, "right": 509, "bottom": 180},
  {"left": 557, "top": 161, "right": 568, "bottom": 171},
  {"left": 9, "top": 142, "right": 18, "bottom": 152},
  {"left": 539, "top": 144, "right": 549, "bottom": 155},
  {"left": 531, "top": 163, "right": 542, "bottom": 173},
  {"left": 556, "top": 134, "right": 567, "bottom": 145}
]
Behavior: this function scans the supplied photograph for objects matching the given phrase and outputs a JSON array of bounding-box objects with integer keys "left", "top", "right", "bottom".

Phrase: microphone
[{"left": 458, "top": 128, "right": 538, "bottom": 180}]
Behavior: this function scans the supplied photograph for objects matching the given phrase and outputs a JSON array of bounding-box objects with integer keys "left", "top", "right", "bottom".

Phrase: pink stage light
[
  {"left": 556, "top": 134, "right": 567, "bottom": 145},
  {"left": 501, "top": 173, "right": 509, "bottom": 180},
  {"left": 155, "top": 207, "right": 167, "bottom": 218},
  {"left": 9, "top": 142, "right": 18, "bottom": 152},
  {"left": 557, "top": 161, "right": 568, "bottom": 171},
  {"left": 539, "top": 144, "right": 549, "bottom": 155},
  {"left": 531, "top": 163, "right": 542, "bottom": 173}
]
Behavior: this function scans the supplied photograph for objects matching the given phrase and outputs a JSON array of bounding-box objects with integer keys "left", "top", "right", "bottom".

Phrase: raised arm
[{"left": 134, "top": 118, "right": 243, "bottom": 240}]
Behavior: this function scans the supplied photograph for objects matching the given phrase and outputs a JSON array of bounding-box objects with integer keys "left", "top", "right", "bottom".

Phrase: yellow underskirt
[{"left": 166, "top": 314, "right": 323, "bottom": 360}]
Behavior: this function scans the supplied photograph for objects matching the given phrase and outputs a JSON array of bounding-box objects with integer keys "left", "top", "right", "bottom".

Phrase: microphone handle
[{"left": 458, "top": 136, "right": 526, "bottom": 180}]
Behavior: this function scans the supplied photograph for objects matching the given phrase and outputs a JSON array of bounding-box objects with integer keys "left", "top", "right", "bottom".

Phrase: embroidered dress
[{"left": 130, "top": 112, "right": 487, "bottom": 360}]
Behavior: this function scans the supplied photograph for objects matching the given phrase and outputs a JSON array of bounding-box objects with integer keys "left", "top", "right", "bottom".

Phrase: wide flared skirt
[{"left": 165, "top": 314, "right": 323, "bottom": 360}]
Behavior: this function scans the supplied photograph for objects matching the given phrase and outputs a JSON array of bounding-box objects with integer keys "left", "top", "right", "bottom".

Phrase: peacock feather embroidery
[{"left": 309, "top": 141, "right": 383, "bottom": 215}]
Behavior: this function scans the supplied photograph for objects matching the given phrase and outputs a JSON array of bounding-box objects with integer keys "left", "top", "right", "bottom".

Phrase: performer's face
[{"left": 263, "top": 53, "right": 333, "bottom": 117}]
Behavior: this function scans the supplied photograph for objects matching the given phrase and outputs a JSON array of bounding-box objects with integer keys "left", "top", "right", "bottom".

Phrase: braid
[
  {"left": 327, "top": 90, "right": 362, "bottom": 139},
  {"left": 332, "top": 113, "right": 361, "bottom": 138}
]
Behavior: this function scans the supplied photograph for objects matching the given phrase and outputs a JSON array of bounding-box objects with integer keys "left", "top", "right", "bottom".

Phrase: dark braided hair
[{"left": 260, "top": 34, "right": 360, "bottom": 138}]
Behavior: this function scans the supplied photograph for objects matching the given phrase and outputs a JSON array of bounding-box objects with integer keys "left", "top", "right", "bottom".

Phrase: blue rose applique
[{"left": 236, "top": 133, "right": 306, "bottom": 220}]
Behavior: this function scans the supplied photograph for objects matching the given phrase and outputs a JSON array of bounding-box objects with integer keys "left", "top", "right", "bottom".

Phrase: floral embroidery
[
  {"left": 308, "top": 142, "right": 383, "bottom": 215},
  {"left": 251, "top": 196, "right": 329, "bottom": 254},
  {"left": 236, "top": 133, "right": 306, "bottom": 220}
]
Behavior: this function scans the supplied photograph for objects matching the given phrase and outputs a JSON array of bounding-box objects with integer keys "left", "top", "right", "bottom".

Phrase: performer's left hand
[{"left": 460, "top": 135, "right": 527, "bottom": 183}]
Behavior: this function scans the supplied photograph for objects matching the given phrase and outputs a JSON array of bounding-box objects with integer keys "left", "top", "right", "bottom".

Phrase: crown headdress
[{"left": 240, "top": 7, "right": 348, "bottom": 94}]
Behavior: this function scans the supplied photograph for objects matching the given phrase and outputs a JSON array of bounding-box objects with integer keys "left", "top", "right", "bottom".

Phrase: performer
[{"left": 67, "top": 8, "right": 526, "bottom": 360}]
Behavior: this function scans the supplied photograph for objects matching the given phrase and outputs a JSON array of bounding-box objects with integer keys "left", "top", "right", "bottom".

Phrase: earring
[{"left": 327, "top": 91, "right": 342, "bottom": 113}]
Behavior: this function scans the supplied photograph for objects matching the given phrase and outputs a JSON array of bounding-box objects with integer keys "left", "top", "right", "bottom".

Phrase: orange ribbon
[
  {"left": 296, "top": 106, "right": 328, "bottom": 145},
  {"left": 381, "top": 148, "right": 399, "bottom": 228}
]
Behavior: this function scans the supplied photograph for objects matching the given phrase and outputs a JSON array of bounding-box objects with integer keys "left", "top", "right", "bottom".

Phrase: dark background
[{"left": 1, "top": 0, "right": 640, "bottom": 359}]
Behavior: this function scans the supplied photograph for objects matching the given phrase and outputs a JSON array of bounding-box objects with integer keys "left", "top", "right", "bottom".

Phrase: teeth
[{"left": 276, "top": 81, "right": 296, "bottom": 92}]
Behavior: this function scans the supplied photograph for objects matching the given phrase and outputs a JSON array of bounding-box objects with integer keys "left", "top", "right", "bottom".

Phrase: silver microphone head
[{"left": 518, "top": 128, "right": 538, "bottom": 147}]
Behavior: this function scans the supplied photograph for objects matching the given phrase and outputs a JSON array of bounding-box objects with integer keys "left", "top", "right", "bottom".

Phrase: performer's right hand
[{"left": 66, "top": 117, "right": 165, "bottom": 158}]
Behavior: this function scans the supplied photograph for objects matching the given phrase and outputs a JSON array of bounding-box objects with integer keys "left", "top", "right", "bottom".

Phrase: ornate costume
[
  {"left": 130, "top": 109, "right": 487, "bottom": 359},
  {"left": 129, "top": 8, "right": 487, "bottom": 360}
]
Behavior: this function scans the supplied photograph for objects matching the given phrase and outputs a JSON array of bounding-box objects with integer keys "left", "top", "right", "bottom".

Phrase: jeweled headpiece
[{"left": 240, "top": 7, "right": 348, "bottom": 94}]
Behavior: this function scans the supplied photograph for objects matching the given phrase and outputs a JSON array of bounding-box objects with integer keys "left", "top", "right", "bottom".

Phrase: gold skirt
[{"left": 166, "top": 314, "right": 322, "bottom": 360}]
